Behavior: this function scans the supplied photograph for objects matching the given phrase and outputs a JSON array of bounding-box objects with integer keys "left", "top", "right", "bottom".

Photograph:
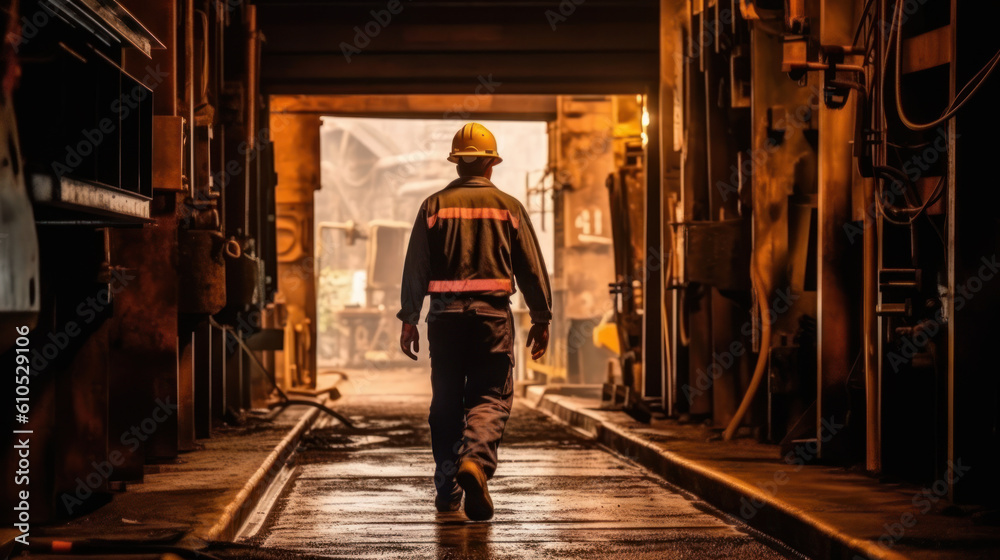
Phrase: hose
[
  {"left": 210, "top": 316, "right": 290, "bottom": 402},
  {"left": 268, "top": 399, "right": 357, "bottom": 430},
  {"left": 661, "top": 290, "right": 673, "bottom": 412},
  {"left": 662, "top": 211, "right": 675, "bottom": 406},
  {"left": 722, "top": 262, "right": 771, "bottom": 441},
  {"left": 665, "top": 212, "right": 690, "bottom": 347},
  {"left": 207, "top": 317, "right": 357, "bottom": 429},
  {"left": 677, "top": 288, "right": 691, "bottom": 347}
]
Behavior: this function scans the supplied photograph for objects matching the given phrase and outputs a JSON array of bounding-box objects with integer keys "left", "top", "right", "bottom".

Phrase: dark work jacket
[{"left": 397, "top": 176, "right": 552, "bottom": 326}]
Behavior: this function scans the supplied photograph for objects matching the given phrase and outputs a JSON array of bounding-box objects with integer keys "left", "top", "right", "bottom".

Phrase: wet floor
[{"left": 240, "top": 373, "right": 802, "bottom": 560}]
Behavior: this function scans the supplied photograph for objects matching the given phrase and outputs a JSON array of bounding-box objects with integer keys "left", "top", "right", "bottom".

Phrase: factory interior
[{"left": 1, "top": 0, "right": 999, "bottom": 558}]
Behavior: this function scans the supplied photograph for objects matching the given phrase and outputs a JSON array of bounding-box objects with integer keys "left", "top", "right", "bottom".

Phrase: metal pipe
[
  {"left": 865, "top": 0, "right": 890, "bottom": 474},
  {"left": 863, "top": 176, "right": 881, "bottom": 472},
  {"left": 246, "top": 4, "right": 259, "bottom": 236},
  {"left": 194, "top": 8, "right": 209, "bottom": 104},
  {"left": 185, "top": 0, "right": 195, "bottom": 198}
]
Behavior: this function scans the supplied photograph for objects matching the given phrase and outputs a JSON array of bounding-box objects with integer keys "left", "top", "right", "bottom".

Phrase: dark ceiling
[{"left": 255, "top": 0, "right": 660, "bottom": 95}]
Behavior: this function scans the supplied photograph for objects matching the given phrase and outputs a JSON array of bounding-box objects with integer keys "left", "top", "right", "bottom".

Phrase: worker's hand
[
  {"left": 400, "top": 322, "right": 420, "bottom": 360},
  {"left": 526, "top": 323, "right": 549, "bottom": 361}
]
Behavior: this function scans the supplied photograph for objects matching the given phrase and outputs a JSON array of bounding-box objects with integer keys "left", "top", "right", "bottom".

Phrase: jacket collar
[{"left": 445, "top": 176, "right": 496, "bottom": 189}]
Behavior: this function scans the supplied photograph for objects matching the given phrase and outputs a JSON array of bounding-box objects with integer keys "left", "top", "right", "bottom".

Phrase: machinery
[
  {"left": 1, "top": 0, "right": 279, "bottom": 521},
  {"left": 317, "top": 220, "right": 409, "bottom": 367}
]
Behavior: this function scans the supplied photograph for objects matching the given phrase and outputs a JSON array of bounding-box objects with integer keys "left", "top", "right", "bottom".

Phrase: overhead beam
[
  {"left": 263, "top": 80, "right": 654, "bottom": 96},
  {"left": 270, "top": 94, "right": 558, "bottom": 120},
  {"left": 261, "top": 52, "right": 659, "bottom": 90},
  {"left": 260, "top": 23, "right": 658, "bottom": 54},
  {"left": 256, "top": 1, "right": 659, "bottom": 96}
]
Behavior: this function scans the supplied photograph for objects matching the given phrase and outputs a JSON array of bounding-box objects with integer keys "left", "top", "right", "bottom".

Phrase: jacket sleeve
[
  {"left": 397, "top": 203, "right": 431, "bottom": 325},
  {"left": 512, "top": 203, "right": 553, "bottom": 324}
]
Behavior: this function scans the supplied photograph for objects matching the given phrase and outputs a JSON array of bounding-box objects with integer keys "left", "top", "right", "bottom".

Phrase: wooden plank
[{"left": 902, "top": 25, "right": 953, "bottom": 75}]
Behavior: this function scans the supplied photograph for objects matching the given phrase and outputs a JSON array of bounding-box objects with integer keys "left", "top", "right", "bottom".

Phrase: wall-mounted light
[{"left": 640, "top": 94, "right": 650, "bottom": 146}]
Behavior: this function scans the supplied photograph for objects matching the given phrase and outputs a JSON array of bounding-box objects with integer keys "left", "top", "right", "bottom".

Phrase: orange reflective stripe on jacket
[
  {"left": 426, "top": 207, "right": 519, "bottom": 229},
  {"left": 427, "top": 279, "right": 513, "bottom": 293}
]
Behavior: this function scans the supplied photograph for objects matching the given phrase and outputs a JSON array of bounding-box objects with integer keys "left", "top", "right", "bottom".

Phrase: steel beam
[{"left": 816, "top": 0, "right": 859, "bottom": 460}]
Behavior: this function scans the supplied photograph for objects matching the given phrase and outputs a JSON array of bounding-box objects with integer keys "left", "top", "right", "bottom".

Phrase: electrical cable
[
  {"left": 873, "top": 165, "right": 914, "bottom": 202},
  {"left": 910, "top": 176, "right": 946, "bottom": 217},
  {"left": 852, "top": 0, "right": 877, "bottom": 47},
  {"left": 892, "top": 0, "right": 1000, "bottom": 131},
  {"left": 863, "top": 1, "right": 949, "bottom": 264},
  {"left": 842, "top": 349, "right": 864, "bottom": 417},
  {"left": 874, "top": 170, "right": 945, "bottom": 226},
  {"left": 927, "top": 208, "right": 947, "bottom": 253},
  {"left": 887, "top": 139, "right": 932, "bottom": 150}
]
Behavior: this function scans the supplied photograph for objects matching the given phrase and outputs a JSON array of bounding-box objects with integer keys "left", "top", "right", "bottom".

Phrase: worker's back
[{"left": 423, "top": 176, "right": 525, "bottom": 297}]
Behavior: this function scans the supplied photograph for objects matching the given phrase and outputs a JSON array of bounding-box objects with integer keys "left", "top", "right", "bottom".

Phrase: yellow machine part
[{"left": 592, "top": 322, "right": 620, "bottom": 355}]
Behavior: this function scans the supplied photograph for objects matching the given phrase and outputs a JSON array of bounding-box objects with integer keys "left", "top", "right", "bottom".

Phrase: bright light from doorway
[{"left": 314, "top": 117, "right": 550, "bottom": 368}]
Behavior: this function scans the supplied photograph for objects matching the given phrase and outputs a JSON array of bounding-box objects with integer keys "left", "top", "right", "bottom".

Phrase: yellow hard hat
[{"left": 448, "top": 122, "right": 502, "bottom": 164}]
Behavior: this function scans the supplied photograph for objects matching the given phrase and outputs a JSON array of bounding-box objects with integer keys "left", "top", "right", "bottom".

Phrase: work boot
[
  {"left": 435, "top": 486, "right": 463, "bottom": 513},
  {"left": 456, "top": 458, "right": 493, "bottom": 521}
]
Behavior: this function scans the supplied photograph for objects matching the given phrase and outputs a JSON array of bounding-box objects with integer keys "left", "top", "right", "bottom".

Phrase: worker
[{"left": 397, "top": 122, "right": 552, "bottom": 521}]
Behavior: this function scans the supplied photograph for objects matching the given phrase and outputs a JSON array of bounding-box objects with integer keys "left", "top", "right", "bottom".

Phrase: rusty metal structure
[
  {"left": 658, "top": 0, "right": 1000, "bottom": 506},
  {"left": 1, "top": 0, "right": 998, "bottom": 531},
  {"left": 1, "top": 0, "right": 278, "bottom": 520}
]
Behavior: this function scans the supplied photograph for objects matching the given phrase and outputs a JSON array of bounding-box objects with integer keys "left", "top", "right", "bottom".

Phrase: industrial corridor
[
  {"left": 239, "top": 370, "right": 795, "bottom": 560},
  {"left": 3, "top": 0, "right": 1000, "bottom": 559}
]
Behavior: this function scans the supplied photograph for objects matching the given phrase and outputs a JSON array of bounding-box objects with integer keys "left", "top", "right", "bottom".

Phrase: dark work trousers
[{"left": 426, "top": 296, "right": 515, "bottom": 499}]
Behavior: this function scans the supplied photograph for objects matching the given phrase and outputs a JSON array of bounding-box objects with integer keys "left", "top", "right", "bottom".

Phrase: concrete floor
[{"left": 240, "top": 368, "right": 802, "bottom": 560}]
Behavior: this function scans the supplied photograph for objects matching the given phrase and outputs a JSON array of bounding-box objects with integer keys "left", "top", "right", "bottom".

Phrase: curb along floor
[{"left": 6, "top": 404, "right": 319, "bottom": 559}]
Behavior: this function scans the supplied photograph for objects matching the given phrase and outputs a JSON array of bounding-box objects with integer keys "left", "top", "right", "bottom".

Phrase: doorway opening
[
  {"left": 271, "top": 94, "right": 650, "bottom": 398},
  {"left": 315, "top": 117, "right": 551, "bottom": 380}
]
